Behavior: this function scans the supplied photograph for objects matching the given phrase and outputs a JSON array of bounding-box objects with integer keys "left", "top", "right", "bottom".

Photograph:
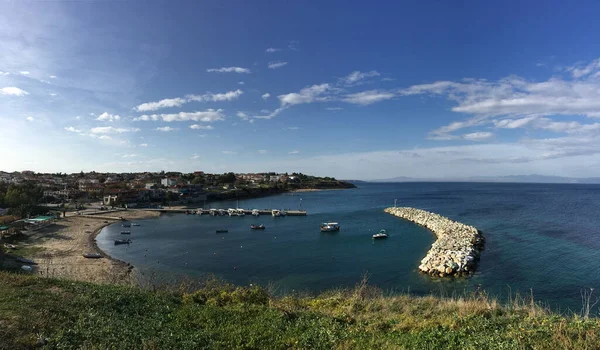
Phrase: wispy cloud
[
  {"left": 207, "top": 67, "right": 251, "bottom": 74},
  {"left": 122, "top": 154, "right": 138, "bottom": 158},
  {"left": 139, "top": 143, "right": 148, "bottom": 147},
  {"left": 0, "top": 71, "right": 9, "bottom": 76},
  {"left": 49, "top": 75, "right": 57, "bottom": 79},
  {"left": 325, "top": 107, "right": 343, "bottom": 111},
  {"left": 96, "top": 112, "right": 121, "bottom": 122},
  {"left": 134, "top": 109, "right": 225, "bottom": 123},
  {"left": 462, "top": 132, "right": 494, "bottom": 141},
  {"left": 0, "top": 87, "right": 29, "bottom": 96},
  {"left": 261, "top": 93, "right": 270, "bottom": 100},
  {"left": 343, "top": 90, "right": 395, "bottom": 105},
  {"left": 221, "top": 150, "right": 237, "bottom": 155},
  {"left": 25, "top": 116, "right": 34, "bottom": 122},
  {"left": 265, "top": 48, "right": 282, "bottom": 53},
  {"left": 288, "top": 150, "right": 300, "bottom": 154},
  {"left": 279, "top": 83, "right": 334, "bottom": 106},
  {"left": 135, "top": 90, "right": 243, "bottom": 112},
  {"left": 19, "top": 71, "right": 30, "bottom": 75},
  {"left": 257, "top": 150, "right": 268, "bottom": 154},
  {"left": 268, "top": 61, "right": 288, "bottom": 69},
  {"left": 156, "top": 126, "right": 178, "bottom": 132},
  {"left": 90, "top": 126, "right": 140, "bottom": 134},
  {"left": 64, "top": 126, "right": 81, "bottom": 133},
  {"left": 191, "top": 154, "right": 201, "bottom": 159},
  {"left": 340, "top": 70, "right": 380, "bottom": 86},
  {"left": 238, "top": 81, "right": 245, "bottom": 85},
  {"left": 284, "top": 126, "right": 299, "bottom": 131},
  {"left": 189, "top": 124, "right": 214, "bottom": 130}
]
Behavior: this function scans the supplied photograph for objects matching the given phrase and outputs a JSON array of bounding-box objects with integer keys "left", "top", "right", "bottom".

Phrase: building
[{"left": 161, "top": 177, "right": 177, "bottom": 187}]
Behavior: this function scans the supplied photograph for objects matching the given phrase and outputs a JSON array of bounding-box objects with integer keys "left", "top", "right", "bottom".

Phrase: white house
[{"left": 161, "top": 178, "right": 177, "bottom": 187}]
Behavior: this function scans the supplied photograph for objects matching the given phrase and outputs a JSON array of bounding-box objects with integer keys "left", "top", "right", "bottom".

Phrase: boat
[
  {"left": 228, "top": 208, "right": 238, "bottom": 217},
  {"left": 251, "top": 209, "right": 260, "bottom": 217},
  {"left": 373, "top": 229, "right": 389, "bottom": 239},
  {"left": 272, "top": 209, "right": 283, "bottom": 217},
  {"left": 236, "top": 208, "right": 246, "bottom": 216},
  {"left": 122, "top": 223, "right": 131, "bottom": 228},
  {"left": 209, "top": 209, "right": 218, "bottom": 216},
  {"left": 320, "top": 222, "right": 340, "bottom": 232},
  {"left": 83, "top": 253, "right": 103, "bottom": 259},
  {"left": 114, "top": 239, "right": 132, "bottom": 245},
  {"left": 132, "top": 223, "right": 140, "bottom": 227},
  {"left": 3, "top": 243, "right": 16, "bottom": 249},
  {"left": 216, "top": 229, "right": 228, "bottom": 233},
  {"left": 250, "top": 224, "right": 265, "bottom": 230},
  {"left": 120, "top": 231, "right": 131, "bottom": 235},
  {"left": 218, "top": 209, "right": 227, "bottom": 216}
]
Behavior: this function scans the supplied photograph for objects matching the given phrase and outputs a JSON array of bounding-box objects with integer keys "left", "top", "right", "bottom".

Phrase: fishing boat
[
  {"left": 320, "top": 222, "right": 340, "bottom": 232},
  {"left": 251, "top": 209, "right": 260, "bottom": 217},
  {"left": 216, "top": 229, "right": 228, "bottom": 233},
  {"left": 250, "top": 224, "right": 265, "bottom": 230},
  {"left": 120, "top": 231, "right": 131, "bottom": 235},
  {"left": 114, "top": 239, "right": 132, "bottom": 245},
  {"left": 132, "top": 223, "right": 140, "bottom": 227},
  {"left": 372, "top": 229, "right": 389, "bottom": 239},
  {"left": 83, "top": 253, "right": 103, "bottom": 259},
  {"left": 122, "top": 223, "right": 131, "bottom": 228}
]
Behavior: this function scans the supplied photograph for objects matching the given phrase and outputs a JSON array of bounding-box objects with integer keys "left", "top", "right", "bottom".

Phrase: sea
[{"left": 97, "top": 182, "right": 600, "bottom": 313}]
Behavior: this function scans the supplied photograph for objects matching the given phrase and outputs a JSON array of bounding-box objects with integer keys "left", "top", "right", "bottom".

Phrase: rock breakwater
[{"left": 384, "top": 207, "right": 485, "bottom": 277}]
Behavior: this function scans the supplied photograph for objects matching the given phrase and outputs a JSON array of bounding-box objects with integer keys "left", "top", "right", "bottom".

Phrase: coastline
[{"left": 15, "top": 210, "right": 160, "bottom": 285}]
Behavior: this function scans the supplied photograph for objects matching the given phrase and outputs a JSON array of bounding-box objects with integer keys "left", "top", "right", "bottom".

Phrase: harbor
[{"left": 139, "top": 208, "right": 308, "bottom": 216}]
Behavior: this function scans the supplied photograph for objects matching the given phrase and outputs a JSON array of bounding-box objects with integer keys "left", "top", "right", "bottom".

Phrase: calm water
[{"left": 97, "top": 182, "right": 600, "bottom": 312}]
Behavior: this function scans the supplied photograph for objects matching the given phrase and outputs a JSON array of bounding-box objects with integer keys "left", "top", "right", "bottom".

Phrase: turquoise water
[{"left": 97, "top": 182, "right": 600, "bottom": 312}]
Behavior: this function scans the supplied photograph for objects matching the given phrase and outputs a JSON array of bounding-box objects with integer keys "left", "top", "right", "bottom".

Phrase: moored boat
[
  {"left": 209, "top": 209, "right": 218, "bottom": 216},
  {"left": 372, "top": 229, "right": 389, "bottom": 239},
  {"left": 83, "top": 253, "right": 103, "bottom": 259},
  {"left": 228, "top": 208, "right": 238, "bottom": 216},
  {"left": 216, "top": 229, "right": 228, "bottom": 233},
  {"left": 132, "top": 223, "right": 140, "bottom": 227},
  {"left": 250, "top": 224, "right": 265, "bottom": 230},
  {"left": 251, "top": 209, "right": 260, "bottom": 216},
  {"left": 120, "top": 231, "right": 131, "bottom": 235},
  {"left": 114, "top": 239, "right": 132, "bottom": 245},
  {"left": 320, "top": 222, "right": 340, "bottom": 232},
  {"left": 236, "top": 208, "right": 246, "bottom": 216},
  {"left": 272, "top": 209, "right": 283, "bottom": 217},
  {"left": 122, "top": 223, "right": 131, "bottom": 228},
  {"left": 218, "top": 209, "right": 227, "bottom": 216}
]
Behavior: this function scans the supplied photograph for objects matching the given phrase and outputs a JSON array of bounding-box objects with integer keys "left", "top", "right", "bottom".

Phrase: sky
[{"left": 2, "top": 1, "right": 600, "bottom": 180}]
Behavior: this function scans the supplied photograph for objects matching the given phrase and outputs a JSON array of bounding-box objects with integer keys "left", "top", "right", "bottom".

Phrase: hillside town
[{"left": 0, "top": 170, "right": 355, "bottom": 217}]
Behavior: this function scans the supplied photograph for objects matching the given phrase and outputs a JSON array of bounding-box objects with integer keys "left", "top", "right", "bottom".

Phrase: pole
[{"left": 394, "top": 199, "right": 397, "bottom": 208}]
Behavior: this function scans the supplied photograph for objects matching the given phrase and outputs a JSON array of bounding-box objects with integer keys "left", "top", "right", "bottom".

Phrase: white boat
[
  {"left": 218, "top": 209, "right": 227, "bottom": 216},
  {"left": 272, "top": 209, "right": 282, "bottom": 217},
  {"left": 236, "top": 208, "right": 246, "bottom": 216},
  {"left": 228, "top": 208, "right": 238, "bottom": 216},
  {"left": 132, "top": 223, "right": 140, "bottom": 227},
  {"left": 320, "top": 222, "right": 340, "bottom": 232},
  {"left": 373, "top": 229, "right": 389, "bottom": 239},
  {"left": 209, "top": 209, "right": 218, "bottom": 216},
  {"left": 251, "top": 209, "right": 260, "bottom": 217}
]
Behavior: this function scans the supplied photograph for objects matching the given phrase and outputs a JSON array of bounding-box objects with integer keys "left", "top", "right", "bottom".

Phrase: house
[
  {"left": 161, "top": 177, "right": 177, "bottom": 187},
  {"left": 145, "top": 182, "right": 158, "bottom": 190}
]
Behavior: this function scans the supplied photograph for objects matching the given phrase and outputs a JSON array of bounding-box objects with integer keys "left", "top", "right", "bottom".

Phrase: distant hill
[{"left": 370, "top": 174, "right": 600, "bottom": 184}]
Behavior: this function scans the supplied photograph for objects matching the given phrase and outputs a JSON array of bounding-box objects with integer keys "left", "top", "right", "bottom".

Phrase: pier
[
  {"left": 138, "top": 208, "right": 308, "bottom": 216},
  {"left": 384, "top": 207, "right": 484, "bottom": 277}
]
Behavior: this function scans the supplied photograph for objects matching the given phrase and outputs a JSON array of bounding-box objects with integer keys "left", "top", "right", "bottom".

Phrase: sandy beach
[{"left": 11, "top": 210, "right": 160, "bottom": 284}]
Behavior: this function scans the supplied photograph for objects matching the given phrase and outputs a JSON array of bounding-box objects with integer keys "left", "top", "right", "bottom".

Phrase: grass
[{"left": 1, "top": 271, "right": 599, "bottom": 349}]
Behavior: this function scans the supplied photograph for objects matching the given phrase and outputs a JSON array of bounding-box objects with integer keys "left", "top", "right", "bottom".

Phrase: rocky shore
[{"left": 384, "top": 207, "right": 485, "bottom": 277}]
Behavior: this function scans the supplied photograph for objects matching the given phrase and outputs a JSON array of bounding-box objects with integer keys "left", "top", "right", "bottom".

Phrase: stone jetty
[{"left": 384, "top": 207, "right": 485, "bottom": 277}]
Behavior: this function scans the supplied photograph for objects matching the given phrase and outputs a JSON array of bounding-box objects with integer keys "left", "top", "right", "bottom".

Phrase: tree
[
  {"left": 191, "top": 176, "right": 205, "bottom": 185},
  {"left": 218, "top": 172, "right": 236, "bottom": 184}
]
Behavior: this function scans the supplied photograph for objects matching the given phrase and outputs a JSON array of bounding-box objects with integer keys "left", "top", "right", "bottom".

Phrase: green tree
[{"left": 218, "top": 172, "right": 236, "bottom": 184}]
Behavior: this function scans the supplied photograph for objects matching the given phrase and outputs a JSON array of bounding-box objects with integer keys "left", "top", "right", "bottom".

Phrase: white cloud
[
  {"left": 238, "top": 81, "right": 245, "bottom": 85},
  {"left": 74, "top": 116, "right": 81, "bottom": 120},
  {"left": 261, "top": 93, "right": 270, "bottom": 100},
  {"left": 257, "top": 150, "right": 268, "bottom": 154},
  {"left": 325, "top": 107, "right": 343, "bottom": 111},
  {"left": 191, "top": 154, "right": 201, "bottom": 159},
  {"left": 49, "top": 93, "right": 57, "bottom": 96},
  {"left": 279, "top": 83, "right": 333, "bottom": 106},
  {"left": 160, "top": 109, "right": 225, "bottom": 122},
  {"left": 284, "top": 126, "right": 299, "bottom": 130},
  {"left": 207, "top": 67, "right": 251, "bottom": 74},
  {"left": 19, "top": 71, "right": 30, "bottom": 75},
  {"left": 49, "top": 75, "right": 57, "bottom": 79},
  {"left": 122, "top": 154, "right": 137, "bottom": 158},
  {"left": 98, "top": 135, "right": 112, "bottom": 140},
  {"left": 25, "top": 116, "right": 34, "bottom": 122},
  {"left": 90, "top": 126, "right": 139, "bottom": 134},
  {"left": 268, "top": 61, "right": 288, "bottom": 69},
  {"left": 186, "top": 89, "right": 243, "bottom": 102},
  {"left": 96, "top": 112, "right": 121, "bottom": 122},
  {"left": 567, "top": 58, "right": 600, "bottom": 78},
  {"left": 0, "top": 71, "right": 9, "bottom": 76},
  {"left": 189, "top": 124, "right": 214, "bottom": 130},
  {"left": 265, "top": 48, "right": 282, "bottom": 53},
  {"left": 140, "top": 143, "right": 148, "bottom": 147},
  {"left": 221, "top": 150, "right": 237, "bottom": 155},
  {"left": 156, "top": 126, "right": 178, "bottom": 132},
  {"left": 340, "top": 70, "right": 380, "bottom": 86},
  {"left": 236, "top": 111, "right": 249, "bottom": 120},
  {"left": 288, "top": 150, "right": 300, "bottom": 154},
  {"left": 462, "top": 132, "right": 494, "bottom": 141},
  {"left": 134, "top": 97, "right": 187, "bottom": 112},
  {"left": 133, "top": 114, "right": 159, "bottom": 121},
  {"left": 0, "top": 87, "right": 29, "bottom": 96},
  {"left": 343, "top": 90, "right": 395, "bottom": 105}
]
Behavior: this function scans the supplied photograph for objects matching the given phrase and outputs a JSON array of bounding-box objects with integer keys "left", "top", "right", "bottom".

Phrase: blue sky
[{"left": 2, "top": 1, "right": 600, "bottom": 179}]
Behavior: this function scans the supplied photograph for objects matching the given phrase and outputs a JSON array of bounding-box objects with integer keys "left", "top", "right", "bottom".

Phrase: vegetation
[
  {"left": 1, "top": 271, "right": 599, "bottom": 349},
  {"left": 0, "top": 182, "right": 45, "bottom": 217}
]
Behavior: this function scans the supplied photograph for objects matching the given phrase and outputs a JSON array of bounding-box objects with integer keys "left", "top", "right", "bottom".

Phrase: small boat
[
  {"left": 272, "top": 209, "right": 282, "bottom": 217},
  {"left": 236, "top": 209, "right": 246, "bottom": 216},
  {"left": 250, "top": 224, "right": 265, "bottom": 230},
  {"left": 209, "top": 209, "right": 218, "bottom": 216},
  {"left": 83, "top": 253, "right": 103, "bottom": 259},
  {"left": 3, "top": 243, "right": 16, "bottom": 249},
  {"left": 122, "top": 223, "right": 131, "bottom": 228},
  {"left": 21, "top": 265, "right": 33, "bottom": 272},
  {"left": 218, "top": 209, "right": 227, "bottom": 216},
  {"left": 320, "top": 222, "right": 340, "bottom": 232},
  {"left": 120, "top": 231, "right": 131, "bottom": 235},
  {"left": 372, "top": 230, "right": 389, "bottom": 239},
  {"left": 251, "top": 209, "right": 260, "bottom": 217},
  {"left": 132, "top": 223, "right": 140, "bottom": 227},
  {"left": 216, "top": 229, "right": 228, "bottom": 233},
  {"left": 114, "top": 239, "right": 132, "bottom": 245},
  {"left": 228, "top": 208, "right": 238, "bottom": 217}
]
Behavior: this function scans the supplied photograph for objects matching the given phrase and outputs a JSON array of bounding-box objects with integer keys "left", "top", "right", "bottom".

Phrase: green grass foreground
[{"left": 1, "top": 271, "right": 599, "bottom": 349}]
